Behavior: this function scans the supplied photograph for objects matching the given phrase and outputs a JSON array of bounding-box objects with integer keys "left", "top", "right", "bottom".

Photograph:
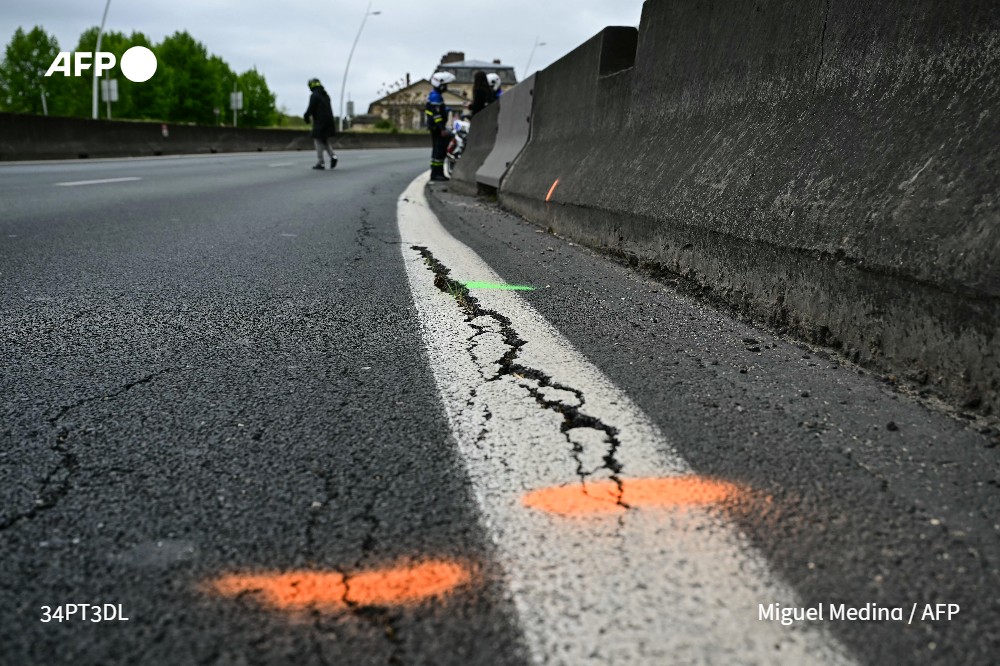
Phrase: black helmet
[{"left": 308, "top": 78, "right": 322, "bottom": 89}]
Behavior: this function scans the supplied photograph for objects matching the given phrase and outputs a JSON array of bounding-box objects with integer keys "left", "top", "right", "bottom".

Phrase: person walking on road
[
  {"left": 304, "top": 78, "right": 338, "bottom": 171},
  {"left": 426, "top": 71, "right": 455, "bottom": 181}
]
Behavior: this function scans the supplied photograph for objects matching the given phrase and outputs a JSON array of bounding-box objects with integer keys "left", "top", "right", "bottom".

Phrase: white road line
[
  {"left": 398, "top": 172, "right": 857, "bottom": 666},
  {"left": 54, "top": 177, "right": 142, "bottom": 187},
  {"left": 267, "top": 163, "right": 294, "bottom": 167}
]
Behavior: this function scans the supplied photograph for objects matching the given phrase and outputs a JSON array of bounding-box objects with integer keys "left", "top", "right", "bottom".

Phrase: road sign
[
  {"left": 229, "top": 91, "right": 243, "bottom": 110},
  {"left": 100, "top": 78, "right": 118, "bottom": 102}
]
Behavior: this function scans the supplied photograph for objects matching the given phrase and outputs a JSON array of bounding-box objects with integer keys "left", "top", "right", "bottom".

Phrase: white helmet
[
  {"left": 486, "top": 72, "right": 502, "bottom": 92},
  {"left": 430, "top": 71, "right": 456, "bottom": 88}
]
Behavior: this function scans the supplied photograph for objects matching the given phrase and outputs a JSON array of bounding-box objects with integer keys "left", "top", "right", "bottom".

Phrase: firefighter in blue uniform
[{"left": 426, "top": 71, "right": 456, "bottom": 181}]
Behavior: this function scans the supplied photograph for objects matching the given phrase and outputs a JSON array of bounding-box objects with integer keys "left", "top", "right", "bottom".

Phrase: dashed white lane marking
[
  {"left": 398, "top": 172, "right": 857, "bottom": 666},
  {"left": 54, "top": 177, "right": 142, "bottom": 187},
  {"left": 267, "top": 162, "right": 294, "bottom": 167}
]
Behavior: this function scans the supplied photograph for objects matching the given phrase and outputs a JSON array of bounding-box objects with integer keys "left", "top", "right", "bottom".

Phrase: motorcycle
[{"left": 444, "top": 116, "right": 471, "bottom": 179}]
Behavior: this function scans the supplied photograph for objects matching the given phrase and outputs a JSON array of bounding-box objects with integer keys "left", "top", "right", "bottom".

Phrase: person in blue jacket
[{"left": 426, "top": 71, "right": 455, "bottom": 181}]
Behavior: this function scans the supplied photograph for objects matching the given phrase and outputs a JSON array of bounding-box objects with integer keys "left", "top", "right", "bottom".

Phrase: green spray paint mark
[{"left": 462, "top": 281, "right": 535, "bottom": 291}]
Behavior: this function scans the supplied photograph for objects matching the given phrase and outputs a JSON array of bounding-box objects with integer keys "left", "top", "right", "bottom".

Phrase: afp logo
[{"left": 44, "top": 46, "right": 157, "bottom": 83}]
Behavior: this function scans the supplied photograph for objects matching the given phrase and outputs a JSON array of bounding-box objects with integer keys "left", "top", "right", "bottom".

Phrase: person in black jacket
[
  {"left": 304, "top": 78, "right": 338, "bottom": 170},
  {"left": 470, "top": 70, "right": 494, "bottom": 116}
]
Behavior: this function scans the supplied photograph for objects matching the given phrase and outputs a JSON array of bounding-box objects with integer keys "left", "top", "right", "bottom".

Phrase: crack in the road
[
  {"left": 345, "top": 483, "right": 405, "bottom": 665},
  {"left": 305, "top": 463, "right": 403, "bottom": 664},
  {"left": 301, "top": 462, "right": 339, "bottom": 666},
  {"left": 355, "top": 204, "right": 403, "bottom": 254},
  {"left": 339, "top": 530, "right": 406, "bottom": 663},
  {"left": 45, "top": 368, "right": 173, "bottom": 425},
  {"left": 815, "top": 0, "right": 831, "bottom": 86},
  {"left": 0, "top": 368, "right": 173, "bottom": 532},
  {"left": 412, "top": 245, "right": 628, "bottom": 507}
]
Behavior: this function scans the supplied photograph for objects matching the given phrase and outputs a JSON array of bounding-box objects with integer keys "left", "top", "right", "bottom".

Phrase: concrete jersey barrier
[
  {"left": 449, "top": 100, "right": 501, "bottom": 196},
  {"left": 499, "top": 1, "right": 1000, "bottom": 416},
  {"left": 0, "top": 113, "right": 425, "bottom": 160},
  {"left": 475, "top": 74, "right": 536, "bottom": 190}
]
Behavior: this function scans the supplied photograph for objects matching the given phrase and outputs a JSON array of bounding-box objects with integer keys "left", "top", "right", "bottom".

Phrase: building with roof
[
  {"left": 435, "top": 51, "right": 518, "bottom": 99},
  {"left": 366, "top": 78, "right": 467, "bottom": 131},
  {"left": 364, "top": 53, "right": 517, "bottom": 131}
]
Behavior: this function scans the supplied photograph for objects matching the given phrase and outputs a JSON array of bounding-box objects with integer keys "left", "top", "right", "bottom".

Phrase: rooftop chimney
[
  {"left": 493, "top": 58, "right": 501, "bottom": 64},
  {"left": 440, "top": 51, "right": 465, "bottom": 64}
]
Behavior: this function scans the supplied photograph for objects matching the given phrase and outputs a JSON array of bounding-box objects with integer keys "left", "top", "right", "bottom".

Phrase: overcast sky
[{"left": 1, "top": 1, "right": 644, "bottom": 115}]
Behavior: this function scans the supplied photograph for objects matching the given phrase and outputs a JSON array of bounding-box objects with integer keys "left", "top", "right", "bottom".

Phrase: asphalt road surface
[{"left": 1, "top": 150, "right": 997, "bottom": 665}]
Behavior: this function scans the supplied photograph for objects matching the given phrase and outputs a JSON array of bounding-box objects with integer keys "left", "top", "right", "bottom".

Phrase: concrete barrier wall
[
  {"left": 0, "top": 113, "right": 425, "bottom": 160},
  {"left": 449, "top": 100, "right": 500, "bottom": 196},
  {"left": 496, "top": 2, "right": 1000, "bottom": 416},
  {"left": 476, "top": 74, "right": 536, "bottom": 189}
]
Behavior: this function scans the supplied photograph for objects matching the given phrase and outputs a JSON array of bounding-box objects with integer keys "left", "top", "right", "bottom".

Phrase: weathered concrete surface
[
  {"left": 476, "top": 74, "right": 536, "bottom": 189},
  {"left": 449, "top": 101, "right": 500, "bottom": 196},
  {"left": 500, "top": 2, "right": 1000, "bottom": 416},
  {"left": 0, "top": 113, "right": 425, "bottom": 160}
]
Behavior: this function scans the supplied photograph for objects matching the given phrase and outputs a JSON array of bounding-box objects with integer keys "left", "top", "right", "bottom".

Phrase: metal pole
[
  {"left": 92, "top": 0, "right": 112, "bottom": 119},
  {"left": 339, "top": 2, "right": 379, "bottom": 132},
  {"left": 524, "top": 37, "right": 545, "bottom": 79},
  {"left": 40, "top": 85, "right": 48, "bottom": 116},
  {"left": 232, "top": 81, "right": 237, "bottom": 128}
]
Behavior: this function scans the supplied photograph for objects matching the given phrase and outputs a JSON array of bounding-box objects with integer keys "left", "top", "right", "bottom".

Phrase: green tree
[
  {"left": 124, "top": 31, "right": 167, "bottom": 120},
  {"left": 93, "top": 29, "right": 133, "bottom": 119},
  {"left": 43, "top": 26, "right": 93, "bottom": 117},
  {"left": 53, "top": 27, "right": 135, "bottom": 119},
  {"left": 1, "top": 25, "right": 279, "bottom": 125},
  {"left": 0, "top": 26, "right": 61, "bottom": 114},
  {"left": 237, "top": 67, "right": 277, "bottom": 127},
  {"left": 206, "top": 55, "right": 236, "bottom": 125},
  {"left": 154, "top": 31, "right": 215, "bottom": 124},
  {"left": 39, "top": 27, "right": 158, "bottom": 119}
]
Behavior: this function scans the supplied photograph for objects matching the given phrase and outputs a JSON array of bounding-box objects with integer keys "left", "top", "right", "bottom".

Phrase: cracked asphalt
[
  {"left": 424, "top": 183, "right": 1000, "bottom": 666},
  {"left": 414, "top": 246, "right": 628, "bottom": 500},
  {"left": 0, "top": 151, "right": 526, "bottom": 665},
  {"left": 1, "top": 150, "right": 997, "bottom": 665},
  {"left": 399, "top": 176, "right": 858, "bottom": 664}
]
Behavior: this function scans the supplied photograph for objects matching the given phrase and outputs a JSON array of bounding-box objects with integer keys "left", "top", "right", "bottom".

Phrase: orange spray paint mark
[
  {"left": 523, "top": 476, "right": 742, "bottom": 516},
  {"left": 545, "top": 178, "right": 560, "bottom": 202},
  {"left": 206, "top": 559, "right": 470, "bottom": 611}
]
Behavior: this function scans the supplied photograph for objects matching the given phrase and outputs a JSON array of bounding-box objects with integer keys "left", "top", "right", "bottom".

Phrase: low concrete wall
[
  {"left": 450, "top": 101, "right": 500, "bottom": 196},
  {"left": 0, "top": 113, "right": 425, "bottom": 160},
  {"left": 497, "top": 2, "right": 1000, "bottom": 416},
  {"left": 476, "top": 74, "right": 536, "bottom": 189}
]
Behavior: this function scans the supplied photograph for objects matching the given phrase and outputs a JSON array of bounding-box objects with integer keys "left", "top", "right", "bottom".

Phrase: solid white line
[
  {"left": 54, "top": 177, "right": 142, "bottom": 187},
  {"left": 398, "top": 173, "right": 857, "bottom": 665},
  {"left": 267, "top": 163, "right": 294, "bottom": 168}
]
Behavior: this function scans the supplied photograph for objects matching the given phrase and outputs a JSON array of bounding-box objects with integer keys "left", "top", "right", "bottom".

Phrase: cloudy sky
[{"left": 1, "top": 1, "right": 644, "bottom": 115}]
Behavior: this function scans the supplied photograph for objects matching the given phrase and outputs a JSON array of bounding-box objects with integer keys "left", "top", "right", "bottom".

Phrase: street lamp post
[
  {"left": 339, "top": 2, "right": 380, "bottom": 131},
  {"left": 92, "top": 0, "right": 112, "bottom": 119},
  {"left": 523, "top": 37, "right": 546, "bottom": 79}
]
